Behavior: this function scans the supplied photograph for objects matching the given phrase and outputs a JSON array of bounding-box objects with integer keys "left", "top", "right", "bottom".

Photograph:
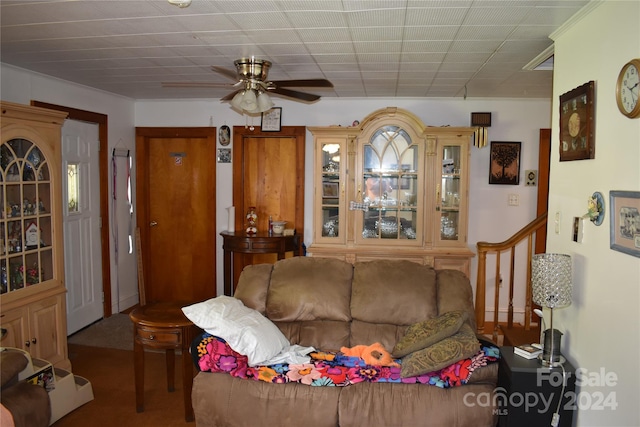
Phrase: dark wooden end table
[{"left": 129, "top": 301, "right": 199, "bottom": 422}]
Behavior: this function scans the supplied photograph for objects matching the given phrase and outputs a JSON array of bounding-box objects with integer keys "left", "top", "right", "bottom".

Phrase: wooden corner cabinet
[
  {"left": 308, "top": 107, "right": 474, "bottom": 276},
  {"left": 1, "top": 101, "right": 70, "bottom": 370}
]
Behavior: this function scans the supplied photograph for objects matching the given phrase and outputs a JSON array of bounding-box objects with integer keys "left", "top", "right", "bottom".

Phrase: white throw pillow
[{"left": 182, "top": 296, "right": 290, "bottom": 366}]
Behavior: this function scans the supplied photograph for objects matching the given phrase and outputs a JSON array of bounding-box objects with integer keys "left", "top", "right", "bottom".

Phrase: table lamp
[{"left": 531, "top": 253, "right": 572, "bottom": 367}]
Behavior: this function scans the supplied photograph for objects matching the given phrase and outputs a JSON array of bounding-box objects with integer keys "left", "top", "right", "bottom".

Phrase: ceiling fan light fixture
[
  {"left": 240, "top": 89, "right": 257, "bottom": 111},
  {"left": 167, "top": 0, "right": 191, "bottom": 8},
  {"left": 231, "top": 91, "right": 245, "bottom": 110},
  {"left": 256, "top": 92, "right": 274, "bottom": 113}
]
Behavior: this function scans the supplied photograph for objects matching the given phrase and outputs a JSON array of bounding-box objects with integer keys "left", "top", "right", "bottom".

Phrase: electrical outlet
[{"left": 508, "top": 194, "right": 519, "bottom": 206}]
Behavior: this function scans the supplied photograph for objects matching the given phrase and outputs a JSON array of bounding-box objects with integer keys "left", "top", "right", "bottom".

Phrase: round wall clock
[
  {"left": 616, "top": 58, "right": 640, "bottom": 118},
  {"left": 219, "top": 125, "right": 231, "bottom": 146}
]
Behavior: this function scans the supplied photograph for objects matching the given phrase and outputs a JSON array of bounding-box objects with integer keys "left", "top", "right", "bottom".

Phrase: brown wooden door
[
  {"left": 535, "top": 128, "right": 551, "bottom": 254},
  {"left": 231, "top": 126, "right": 305, "bottom": 281},
  {"left": 136, "top": 128, "right": 216, "bottom": 303}
]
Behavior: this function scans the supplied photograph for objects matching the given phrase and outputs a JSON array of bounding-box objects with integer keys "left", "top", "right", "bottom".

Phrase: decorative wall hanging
[
  {"left": 524, "top": 170, "right": 538, "bottom": 186},
  {"left": 219, "top": 125, "right": 230, "bottom": 146},
  {"left": 471, "top": 112, "right": 491, "bottom": 148},
  {"left": 261, "top": 107, "right": 282, "bottom": 132},
  {"left": 609, "top": 191, "right": 640, "bottom": 257},
  {"left": 217, "top": 148, "right": 231, "bottom": 163},
  {"left": 489, "top": 141, "right": 521, "bottom": 185},
  {"left": 559, "top": 81, "right": 595, "bottom": 161},
  {"left": 583, "top": 191, "right": 605, "bottom": 225}
]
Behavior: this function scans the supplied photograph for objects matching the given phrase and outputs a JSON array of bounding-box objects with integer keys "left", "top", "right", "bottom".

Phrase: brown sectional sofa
[
  {"left": 191, "top": 257, "right": 498, "bottom": 427},
  {"left": 0, "top": 349, "right": 51, "bottom": 427}
]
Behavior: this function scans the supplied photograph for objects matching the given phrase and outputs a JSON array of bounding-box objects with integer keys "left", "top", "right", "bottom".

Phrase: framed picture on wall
[
  {"left": 559, "top": 81, "right": 595, "bottom": 161},
  {"left": 261, "top": 107, "right": 282, "bottom": 132},
  {"left": 610, "top": 191, "right": 640, "bottom": 258},
  {"left": 217, "top": 148, "right": 231, "bottom": 163},
  {"left": 489, "top": 141, "right": 521, "bottom": 185},
  {"left": 322, "top": 181, "right": 339, "bottom": 198}
]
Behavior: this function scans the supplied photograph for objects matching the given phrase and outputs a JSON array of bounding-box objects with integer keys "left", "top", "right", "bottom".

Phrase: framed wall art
[
  {"left": 322, "top": 181, "right": 339, "bottom": 198},
  {"left": 217, "top": 148, "right": 231, "bottom": 163},
  {"left": 559, "top": 81, "right": 595, "bottom": 161},
  {"left": 489, "top": 141, "right": 521, "bottom": 185},
  {"left": 610, "top": 191, "right": 640, "bottom": 258},
  {"left": 261, "top": 107, "right": 282, "bottom": 132},
  {"left": 219, "top": 125, "right": 230, "bottom": 146}
]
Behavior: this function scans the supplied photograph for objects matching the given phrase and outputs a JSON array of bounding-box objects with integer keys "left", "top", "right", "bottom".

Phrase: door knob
[{"left": 150, "top": 221, "right": 158, "bottom": 227}]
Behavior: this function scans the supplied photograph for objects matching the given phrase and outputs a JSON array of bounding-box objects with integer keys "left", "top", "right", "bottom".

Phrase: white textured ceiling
[{"left": 0, "top": 0, "right": 590, "bottom": 101}]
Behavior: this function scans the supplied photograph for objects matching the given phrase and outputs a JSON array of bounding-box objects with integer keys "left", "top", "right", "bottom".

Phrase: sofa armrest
[
  {"left": 436, "top": 269, "right": 477, "bottom": 331},
  {"left": 0, "top": 382, "right": 51, "bottom": 427},
  {"left": 1, "top": 352, "right": 28, "bottom": 389}
]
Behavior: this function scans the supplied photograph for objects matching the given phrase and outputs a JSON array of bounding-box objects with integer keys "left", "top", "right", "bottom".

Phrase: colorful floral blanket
[{"left": 192, "top": 333, "right": 500, "bottom": 388}]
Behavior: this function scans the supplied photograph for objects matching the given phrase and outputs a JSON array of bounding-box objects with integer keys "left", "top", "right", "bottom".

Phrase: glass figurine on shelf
[{"left": 246, "top": 207, "right": 258, "bottom": 235}]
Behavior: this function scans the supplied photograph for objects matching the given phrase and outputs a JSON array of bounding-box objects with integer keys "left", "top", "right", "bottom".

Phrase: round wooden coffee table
[{"left": 129, "top": 301, "right": 199, "bottom": 422}]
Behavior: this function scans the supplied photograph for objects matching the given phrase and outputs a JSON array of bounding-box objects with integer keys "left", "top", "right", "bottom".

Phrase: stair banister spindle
[
  {"left": 493, "top": 252, "right": 501, "bottom": 342},
  {"left": 508, "top": 247, "right": 516, "bottom": 329}
]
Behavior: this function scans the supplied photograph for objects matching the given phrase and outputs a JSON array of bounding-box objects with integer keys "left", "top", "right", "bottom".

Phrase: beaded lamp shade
[{"left": 532, "top": 253, "right": 572, "bottom": 309}]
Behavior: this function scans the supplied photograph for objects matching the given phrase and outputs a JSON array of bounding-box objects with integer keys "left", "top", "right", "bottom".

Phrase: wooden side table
[
  {"left": 498, "top": 346, "right": 576, "bottom": 427},
  {"left": 220, "top": 231, "right": 303, "bottom": 296},
  {"left": 129, "top": 301, "right": 199, "bottom": 422}
]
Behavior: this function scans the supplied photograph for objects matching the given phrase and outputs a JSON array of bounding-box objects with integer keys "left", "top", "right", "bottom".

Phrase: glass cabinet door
[
  {"left": 436, "top": 142, "right": 466, "bottom": 246},
  {"left": 1, "top": 139, "right": 53, "bottom": 294},
  {"left": 357, "top": 126, "right": 421, "bottom": 244},
  {"left": 317, "top": 140, "right": 344, "bottom": 242}
]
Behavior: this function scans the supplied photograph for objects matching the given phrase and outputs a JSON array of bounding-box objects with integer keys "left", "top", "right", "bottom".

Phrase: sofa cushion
[
  {"left": 400, "top": 324, "right": 479, "bottom": 377},
  {"left": 351, "top": 260, "right": 438, "bottom": 325},
  {"left": 266, "top": 257, "right": 353, "bottom": 322},
  {"left": 182, "top": 296, "right": 290, "bottom": 366},
  {"left": 234, "top": 263, "right": 274, "bottom": 315},
  {"left": 276, "top": 320, "right": 350, "bottom": 351},
  {"left": 436, "top": 269, "right": 478, "bottom": 331},
  {"left": 193, "top": 373, "right": 341, "bottom": 427},
  {"left": 392, "top": 310, "right": 468, "bottom": 358},
  {"left": 349, "top": 321, "right": 405, "bottom": 352},
  {"left": 338, "top": 381, "right": 497, "bottom": 427}
]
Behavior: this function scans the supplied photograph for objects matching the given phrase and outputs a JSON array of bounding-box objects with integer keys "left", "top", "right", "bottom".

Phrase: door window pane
[{"left": 67, "top": 164, "right": 79, "bottom": 213}]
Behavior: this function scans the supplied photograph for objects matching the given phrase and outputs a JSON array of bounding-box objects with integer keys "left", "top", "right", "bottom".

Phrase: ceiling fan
[{"left": 162, "top": 57, "right": 333, "bottom": 113}]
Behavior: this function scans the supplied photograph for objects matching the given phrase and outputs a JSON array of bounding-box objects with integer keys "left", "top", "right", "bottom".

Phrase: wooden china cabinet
[
  {"left": 0, "top": 101, "right": 71, "bottom": 370},
  {"left": 308, "top": 107, "right": 475, "bottom": 276}
]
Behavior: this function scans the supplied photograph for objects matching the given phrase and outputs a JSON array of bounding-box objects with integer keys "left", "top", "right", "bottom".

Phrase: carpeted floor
[{"left": 67, "top": 313, "right": 133, "bottom": 351}]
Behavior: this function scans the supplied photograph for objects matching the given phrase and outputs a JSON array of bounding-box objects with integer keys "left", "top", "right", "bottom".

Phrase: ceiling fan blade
[
  {"left": 162, "top": 81, "right": 234, "bottom": 88},
  {"left": 269, "top": 87, "right": 321, "bottom": 102},
  {"left": 211, "top": 66, "right": 240, "bottom": 82},
  {"left": 221, "top": 90, "right": 241, "bottom": 101},
  {"left": 270, "top": 79, "right": 333, "bottom": 88}
]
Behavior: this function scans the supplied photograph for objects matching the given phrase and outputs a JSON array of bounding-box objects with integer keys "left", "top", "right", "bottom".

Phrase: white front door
[{"left": 62, "top": 119, "right": 103, "bottom": 335}]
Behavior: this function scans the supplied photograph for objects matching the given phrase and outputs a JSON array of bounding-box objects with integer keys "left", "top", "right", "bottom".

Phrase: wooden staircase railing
[{"left": 475, "top": 212, "right": 548, "bottom": 342}]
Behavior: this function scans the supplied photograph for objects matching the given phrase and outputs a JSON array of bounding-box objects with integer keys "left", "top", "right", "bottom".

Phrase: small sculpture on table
[{"left": 246, "top": 207, "right": 258, "bottom": 235}]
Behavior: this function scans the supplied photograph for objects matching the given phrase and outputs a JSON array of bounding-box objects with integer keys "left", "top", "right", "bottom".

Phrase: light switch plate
[{"left": 572, "top": 217, "right": 583, "bottom": 243}]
